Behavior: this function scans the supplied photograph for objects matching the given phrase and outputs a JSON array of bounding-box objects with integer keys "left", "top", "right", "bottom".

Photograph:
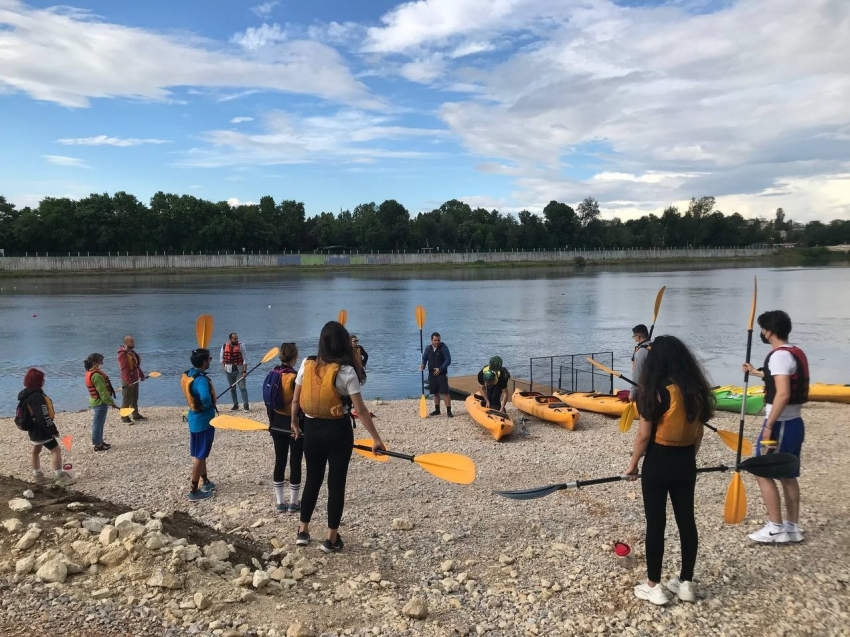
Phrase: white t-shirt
[
  {"left": 764, "top": 347, "right": 802, "bottom": 420},
  {"left": 295, "top": 360, "right": 362, "bottom": 418}
]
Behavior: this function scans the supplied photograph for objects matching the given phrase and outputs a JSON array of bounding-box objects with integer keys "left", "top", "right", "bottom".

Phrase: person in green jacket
[{"left": 84, "top": 353, "right": 119, "bottom": 451}]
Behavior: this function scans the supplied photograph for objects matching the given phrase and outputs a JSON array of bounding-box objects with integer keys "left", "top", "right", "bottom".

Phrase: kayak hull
[
  {"left": 809, "top": 383, "right": 850, "bottom": 404},
  {"left": 553, "top": 390, "right": 629, "bottom": 417},
  {"left": 465, "top": 394, "right": 514, "bottom": 441},
  {"left": 713, "top": 388, "right": 765, "bottom": 415},
  {"left": 511, "top": 390, "right": 580, "bottom": 431}
]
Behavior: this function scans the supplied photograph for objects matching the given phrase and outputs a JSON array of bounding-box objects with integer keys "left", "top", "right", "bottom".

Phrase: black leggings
[
  {"left": 299, "top": 417, "right": 354, "bottom": 530},
  {"left": 641, "top": 443, "right": 698, "bottom": 583},
  {"left": 270, "top": 413, "right": 303, "bottom": 484}
]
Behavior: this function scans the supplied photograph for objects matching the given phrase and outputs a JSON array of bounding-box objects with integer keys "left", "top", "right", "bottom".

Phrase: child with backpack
[
  {"left": 15, "top": 368, "right": 76, "bottom": 486},
  {"left": 263, "top": 343, "right": 304, "bottom": 512}
]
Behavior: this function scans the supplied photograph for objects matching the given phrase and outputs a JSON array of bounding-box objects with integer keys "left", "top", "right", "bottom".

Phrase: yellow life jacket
[
  {"left": 482, "top": 364, "right": 502, "bottom": 385},
  {"left": 274, "top": 368, "right": 298, "bottom": 415},
  {"left": 43, "top": 394, "right": 55, "bottom": 420},
  {"left": 181, "top": 371, "right": 217, "bottom": 413},
  {"left": 300, "top": 358, "right": 346, "bottom": 419},
  {"left": 654, "top": 383, "right": 700, "bottom": 447}
]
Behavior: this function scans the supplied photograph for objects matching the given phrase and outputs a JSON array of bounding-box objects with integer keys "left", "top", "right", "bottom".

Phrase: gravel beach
[{"left": 2, "top": 398, "right": 849, "bottom": 636}]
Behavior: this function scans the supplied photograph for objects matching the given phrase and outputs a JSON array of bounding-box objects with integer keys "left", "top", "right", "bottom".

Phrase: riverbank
[{"left": 2, "top": 400, "right": 848, "bottom": 636}]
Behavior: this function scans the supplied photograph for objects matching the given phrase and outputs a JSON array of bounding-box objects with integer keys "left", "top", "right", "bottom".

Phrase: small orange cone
[{"left": 62, "top": 435, "right": 73, "bottom": 451}]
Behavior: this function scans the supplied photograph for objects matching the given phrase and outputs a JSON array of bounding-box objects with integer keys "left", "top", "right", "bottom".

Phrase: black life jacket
[
  {"left": 763, "top": 345, "right": 809, "bottom": 405},
  {"left": 631, "top": 340, "right": 651, "bottom": 362}
]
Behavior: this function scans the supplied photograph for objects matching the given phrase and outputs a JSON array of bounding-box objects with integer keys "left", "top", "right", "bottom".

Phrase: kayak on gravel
[
  {"left": 552, "top": 390, "right": 629, "bottom": 417},
  {"left": 464, "top": 394, "right": 514, "bottom": 441},
  {"left": 511, "top": 390, "right": 580, "bottom": 431}
]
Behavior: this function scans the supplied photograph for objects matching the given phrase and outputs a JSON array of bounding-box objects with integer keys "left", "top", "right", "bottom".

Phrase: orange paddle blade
[
  {"left": 619, "top": 402, "right": 636, "bottom": 433},
  {"left": 747, "top": 277, "right": 758, "bottom": 331},
  {"left": 415, "top": 305, "right": 426, "bottom": 330},
  {"left": 119, "top": 407, "right": 135, "bottom": 418},
  {"left": 716, "top": 429, "right": 753, "bottom": 456},
  {"left": 414, "top": 453, "right": 476, "bottom": 485},
  {"left": 724, "top": 471, "right": 747, "bottom": 524},
  {"left": 261, "top": 347, "right": 280, "bottom": 363},
  {"left": 652, "top": 286, "right": 666, "bottom": 323},
  {"left": 337, "top": 310, "right": 348, "bottom": 326},
  {"left": 419, "top": 394, "right": 428, "bottom": 418},
  {"left": 585, "top": 357, "right": 623, "bottom": 379},
  {"left": 353, "top": 438, "right": 390, "bottom": 462},
  {"left": 195, "top": 314, "right": 213, "bottom": 349},
  {"left": 61, "top": 435, "right": 73, "bottom": 452},
  {"left": 146, "top": 371, "right": 162, "bottom": 378},
  {"left": 210, "top": 415, "right": 269, "bottom": 431}
]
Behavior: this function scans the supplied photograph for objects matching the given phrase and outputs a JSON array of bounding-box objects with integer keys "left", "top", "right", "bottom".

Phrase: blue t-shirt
[{"left": 186, "top": 368, "right": 216, "bottom": 433}]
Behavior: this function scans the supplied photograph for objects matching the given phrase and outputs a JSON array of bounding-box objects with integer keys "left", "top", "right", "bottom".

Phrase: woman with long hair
[
  {"left": 267, "top": 343, "right": 304, "bottom": 513},
  {"left": 291, "top": 321, "right": 385, "bottom": 553},
  {"left": 625, "top": 335, "right": 713, "bottom": 605},
  {"left": 84, "top": 353, "right": 119, "bottom": 451}
]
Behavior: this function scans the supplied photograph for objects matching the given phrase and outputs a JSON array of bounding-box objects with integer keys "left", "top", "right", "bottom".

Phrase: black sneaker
[
  {"left": 296, "top": 531, "right": 310, "bottom": 546},
  {"left": 429, "top": 409, "right": 441, "bottom": 416},
  {"left": 243, "top": 404, "right": 250, "bottom": 412},
  {"left": 320, "top": 535, "right": 344, "bottom": 553},
  {"left": 446, "top": 409, "right": 453, "bottom": 418},
  {"left": 230, "top": 404, "right": 239, "bottom": 411}
]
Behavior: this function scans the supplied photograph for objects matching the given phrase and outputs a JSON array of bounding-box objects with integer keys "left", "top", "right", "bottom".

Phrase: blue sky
[{"left": 1, "top": 0, "right": 848, "bottom": 221}]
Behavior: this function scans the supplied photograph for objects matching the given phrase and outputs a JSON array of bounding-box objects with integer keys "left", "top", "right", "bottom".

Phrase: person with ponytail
[
  {"left": 291, "top": 321, "right": 385, "bottom": 553},
  {"left": 625, "top": 335, "right": 713, "bottom": 606},
  {"left": 265, "top": 343, "right": 304, "bottom": 513},
  {"left": 84, "top": 353, "right": 119, "bottom": 451}
]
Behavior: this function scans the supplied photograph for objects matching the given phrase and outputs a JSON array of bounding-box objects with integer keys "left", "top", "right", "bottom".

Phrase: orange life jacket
[
  {"left": 223, "top": 342, "right": 244, "bottom": 366},
  {"left": 181, "top": 371, "right": 217, "bottom": 413},
  {"left": 653, "top": 383, "right": 700, "bottom": 447},
  {"left": 85, "top": 369, "right": 115, "bottom": 400},
  {"left": 300, "top": 358, "right": 347, "bottom": 419}
]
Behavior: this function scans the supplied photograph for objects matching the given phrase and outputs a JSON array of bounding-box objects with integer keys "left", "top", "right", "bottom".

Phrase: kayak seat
[
  {"left": 548, "top": 403, "right": 570, "bottom": 409},
  {"left": 486, "top": 409, "right": 510, "bottom": 418}
]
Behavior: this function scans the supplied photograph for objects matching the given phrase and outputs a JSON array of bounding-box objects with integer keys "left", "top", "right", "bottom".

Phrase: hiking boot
[
  {"left": 200, "top": 480, "right": 217, "bottom": 493},
  {"left": 287, "top": 501, "right": 301, "bottom": 513},
  {"left": 666, "top": 578, "right": 697, "bottom": 602},
  {"left": 321, "top": 535, "right": 344, "bottom": 553},
  {"left": 634, "top": 581, "right": 670, "bottom": 606},
  {"left": 296, "top": 531, "right": 311, "bottom": 546},
  {"left": 429, "top": 409, "right": 441, "bottom": 416},
  {"left": 121, "top": 417, "right": 132, "bottom": 424},
  {"left": 748, "top": 523, "right": 789, "bottom": 544},
  {"left": 230, "top": 404, "right": 240, "bottom": 411},
  {"left": 54, "top": 471, "right": 77, "bottom": 487},
  {"left": 188, "top": 489, "right": 213, "bottom": 502},
  {"left": 132, "top": 413, "right": 147, "bottom": 421}
]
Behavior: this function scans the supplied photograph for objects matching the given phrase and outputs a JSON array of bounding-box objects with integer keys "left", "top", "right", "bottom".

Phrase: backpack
[
  {"left": 14, "top": 399, "right": 32, "bottom": 432},
  {"left": 263, "top": 366, "right": 296, "bottom": 413}
]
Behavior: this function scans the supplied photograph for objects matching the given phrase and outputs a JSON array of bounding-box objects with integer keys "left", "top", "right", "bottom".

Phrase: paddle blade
[
  {"left": 261, "top": 347, "right": 280, "bottom": 364},
  {"left": 724, "top": 471, "right": 747, "bottom": 524},
  {"left": 585, "top": 357, "right": 624, "bottom": 380},
  {"left": 353, "top": 439, "right": 390, "bottom": 462},
  {"left": 716, "top": 428, "right": 753, "bottom": 456},
  {"left": 119, "top": 407, "right": 135, "bottom": 418},
  {"left": 210, "top": 415, "right": 269, "bottom": 432},
  {"left": 653, "top": 286, "right": 666, "bottom": 322},
  {"left": 619, "top": 402, "right": 636, "bottom": 433},
  {"left": 414, "top": 453, "right": 476, "bottom": 485},
  {"left": 195, "top": 314, "right": 213, "bottom": 349},
  {"left": 61, "top": 435, "right": 73, "bottom": 452},
  {"left": 146, "top": 371, "right": 162, "bottom": 378},
  {"left": 747, "top": 277, "right": 758, "bottom": 331},
  {"left": 419, "top": 394, "right": 428, "bottom": 418},
  {"left": 337, "top": 310, "right": 348, "bottom": 326},
  {"left": 739, "top": 453, "right": 800, "bottom": 479},
  {"left": 494, "top": 484, "right": 566, "bottom": 500},
  {"left": 415, "top": 305, "right": 426, "bottom": 330}
]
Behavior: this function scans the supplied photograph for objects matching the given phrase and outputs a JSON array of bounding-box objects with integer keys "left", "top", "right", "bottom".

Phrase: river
[{"left": 1, "top": 264, "right": 848, "bottom": 415}]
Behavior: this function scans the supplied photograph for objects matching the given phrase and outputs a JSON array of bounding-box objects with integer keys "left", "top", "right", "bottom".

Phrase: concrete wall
[{"left": 0, "top": 247, "right": 776, "bottom": 272}]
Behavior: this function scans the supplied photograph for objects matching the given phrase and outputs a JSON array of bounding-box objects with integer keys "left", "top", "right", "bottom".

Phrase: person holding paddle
[
  {"left": 476, "top": 356, "right": 511, "bottom": 412},
  {"left": 630, "top": 324, "right": 651, "bottom": 401},
  {"left": 291, "top": 321, "right": 385, "bottom": 553},
  {"left": 625, "top": 336, "right": 713, "bottom": 605},
  {"left": 220, "top": 332, "right": 250, "bottom": 412},
  {"left": 181, "top": 348, "right": 217, "bottom": 502},
  {"left": 84, "top": 353, "right": 119, "bottom": 451},
  {"left": 420, "top": 332, "right": 452, "bottom": 417},
  {"left": 117, "top": 335, "right": 146, "bottom": 423}
]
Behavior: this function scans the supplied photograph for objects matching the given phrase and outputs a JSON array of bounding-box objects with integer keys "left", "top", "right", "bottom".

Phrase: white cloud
[
  {"left": 227, "top": 197, "right": 257, "bottom": 207},
  {"left": 43, "top": 155, "right": 90, "bottom": 168},
  {"left": 230, "top": 117, "right": 254, "bottom": 124},
  {"left": 0, "top": 2, "right": 381, "bottom": 109},
  {"left": 57, "top": 135, "right": 171, "bottom": 147},
  {"left": 307, "top": 21, "right": 364, "bottom": 45},
  {"left": 399, "top": 57, "right": 446, "bottom": 84},
  {"left": 231, "top": 23, "right": 286, "bottom": 50},
  {"left": 449, "top": 41, "right": 495, "bottom": 59},
  {"left": 251, "top": 2, "right": 278, "bottom": 18}
]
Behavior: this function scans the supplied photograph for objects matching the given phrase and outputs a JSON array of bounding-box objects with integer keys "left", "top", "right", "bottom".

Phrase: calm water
[{"left": 1, "top": 264, "right": 848, "bottom": 415}]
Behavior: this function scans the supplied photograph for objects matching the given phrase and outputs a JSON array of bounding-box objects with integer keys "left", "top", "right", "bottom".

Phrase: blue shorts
[
  {"left": 756, "top": 417, "right": 803, "bottom": 478},
  {"left": 189, "top": 427, "right": 215, "bottom": 460}
]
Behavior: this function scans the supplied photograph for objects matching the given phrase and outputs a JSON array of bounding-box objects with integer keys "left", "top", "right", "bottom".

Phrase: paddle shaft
[
  {"left": 216, "top": 360, "right": 263, "bottom": 399},
  {"left": 353, "top": 443, "right": 413, "bottom": 462},
  {"left": 419, "top": 328, "right": 425, "bottom": 395},
  {"left": 736, "top": 283, "right": 757, "bottom": 466}
]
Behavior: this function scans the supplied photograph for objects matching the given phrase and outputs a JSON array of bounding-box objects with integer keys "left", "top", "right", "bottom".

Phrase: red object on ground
[
  {"left": 616, "top": 390, "right": 631, "bottom": 402},
  {"left": 614, "top": 542, "right": 631, "bottom": 557}
]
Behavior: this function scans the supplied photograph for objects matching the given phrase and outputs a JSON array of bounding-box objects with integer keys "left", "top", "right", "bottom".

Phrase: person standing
[
  {"left": 84, "top": 353, "right": 119, "bottom": 451},
  {"left": 625, "top": 336, "right": 713, "bottom": 606},
  {"left": 264, "top": 342, "right": 303, "bottom": 513},
  {"left": 630, "top": 324, "right": 651, "bottom": 401},
  {"left": 117, "top": 335, "right": 146, "bottom": 423},
  {"left": 476, "top": 356, "right": 511, "bottom": 412},
  {"left": 742, "top": 310, "right": 808, "bottom": 544},
  {"left": 351, "top": 335, "right": 368, "bottom": 367},
  {"left": 16, "top": 368, "right": 75, "bottom": 486},
  {"left": 291, "top": 321, "right": 385, "bottom": 553},
  {"left": 420, "top": 332, "right": 452, "bottom": 417},
  {"left": 181, "top": 348, "right": 217, "bottom": 502},
  {"left": 220, "top": 332, "right": 249, "bottom": 411}
]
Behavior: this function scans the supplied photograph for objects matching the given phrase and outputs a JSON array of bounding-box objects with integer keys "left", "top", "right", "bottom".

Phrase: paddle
[
  {"left": 338, "top": 310, "right": 348, "bottom": 327},
  {"left": 196, "top": 314, "right": 213, "bottom": 349},
  {"left": 585, "top": 357, "right": 752, "bottom": 455},
  {"left": 619, "top": 401, "right": 637, "bottom": 434},
  {"left": 116, "top": 371, "right": 161, "bottom": 392},
  {"left": 415, "top": 305, "right": 428, "bottom": 419},
  {"left": 648, "top": 286, "right": 666, "bottom": 340},
  {"left": 494, "top": 454, "right": 798, "bottom": 500},
  {"left": 215, "top": 346, "right": 280, "bottom": 400},
  {"left": 353, "top": 439, "right": 476, "bottom": 485},
  {"left": 725, "top": 277, "right": 758, "bottom": 525}
]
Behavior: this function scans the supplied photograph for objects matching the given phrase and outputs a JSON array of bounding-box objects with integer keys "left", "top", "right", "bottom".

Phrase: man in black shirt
[
  {"left": 476, "top": 356, "right": 511, "bottom": 412},
  {"left": 420, "top": 332, "right": 452, "bottom": 417}
]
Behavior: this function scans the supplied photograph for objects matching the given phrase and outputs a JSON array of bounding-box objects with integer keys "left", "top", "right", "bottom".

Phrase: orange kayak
[
  {"left": 465, "top": 394, "right": 514, "bottom": 441},
  {"left": 553, "top": 390, "right": 629, "bottom": 417},
  {"left": 511, "top": 390, "right": 580, "bottom": 431}
]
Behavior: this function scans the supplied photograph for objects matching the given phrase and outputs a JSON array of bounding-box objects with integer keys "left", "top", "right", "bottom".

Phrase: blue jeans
[{"left": 91, "top": 405, "right": 109, "bottom": 446}]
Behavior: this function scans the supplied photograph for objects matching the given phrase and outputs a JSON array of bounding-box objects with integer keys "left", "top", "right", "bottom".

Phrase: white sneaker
[
  {"left": 748, "top": 523, "right": 789, "bottom": 543},
  {"left": 783, "top": 522, "right": 804, "bottom": 543},
  {"left": 666, "top": 577, "right": 697, "bottom": 602},
  {"left": 53, "top": 471, "right": 77, "bottom": 487},
  {"left": 634, "top": 581, "right": 670, "bottom": 606}
]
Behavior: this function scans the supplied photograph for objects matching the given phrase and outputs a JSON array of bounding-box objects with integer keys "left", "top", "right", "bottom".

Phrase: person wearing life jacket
[
  {"left": 625, "top": 336, "right": 712, "bottom": 606},
  {"left": 476, "top": 356, "right": 511, "bottom": 412},
  {"left": 181, "top": 348, "right": 217, "bottom": 502},
  {"left": 742, "top": 310, "right": 809, "bottom": 544},
  {"left": 16, "top": 368, "right": 76, "bottom": 487},
  {"left": 420, "top": 332, "right": 453, "bottom": 417},
  {"left": 84, "top": 353, "right": 119, "bottom": 452},
  {"left": 630, "top": 324, "right": 651, "bottom": 401},
  {"left": 117, "top": 335, "right": 146, "bottom": 424},
  {"left": 265, "top": 342, "right": 304, "bottom": 513},
  {"left": 220, "top": 332, "right": 250, "bottom": 412},
  {"left": 290, "top": 321, "right": 386, "bottom": 553},
  {"left": 351, "top": 335, "right": 368, "bottom": 367}
]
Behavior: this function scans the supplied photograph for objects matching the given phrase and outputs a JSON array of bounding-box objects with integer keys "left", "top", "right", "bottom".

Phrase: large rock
[
  {"left": 145, "top": 533, "right": 169, "bottom": 550},
  {"left": 98, "top": 545, "right": 128, "bottom": 567},
  {"left": 402, "top": 597, "right": 429, "bottom": 619},
  {"left": 147, "top": 570, "right": 183, "bottom": 589},
  {"left": 116, "top": 521, "right": 146, "bottom": 542},
  {"left": 36, "top": 560, "right": 67, "bottom": 584},
  {"left": 203, "top": 540, "right": 232, "bottom": 561},
  {"left": 253, "top": 570, "right": 270, "bottom": 589},
  {"left": 193, "top": 591, "right": 211, "bottom": 610},
  {"left": 70, "top": 540, "right": 101, "bottom": 566},
  {"left": 286, "top": 623, "right": 316, "bottom": 637},
  {"left": 8, "top": 499, "right": 32, "bottom": 513},
  {"left": 3, "top": 518, "right": 24, "bottom": 533},
  {"left": 15, "top": 526, "right": 41, "bottom": 550},
  {"left": 82, "top": 517, "right": 109, "bottom": 534},
  {"left": 99, "top": 525, "right": 118, "bottom": 546},
  {"left": 15, "top": 556, "right": 35, "bottom": 575},
  {"left": 293, "top": 557, "right": 316, "bottom": 576}
]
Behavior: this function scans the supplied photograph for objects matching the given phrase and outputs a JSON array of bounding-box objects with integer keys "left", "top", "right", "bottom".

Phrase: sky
[{"left": 1, "top": 0, "right": 848, "bottom": 222}]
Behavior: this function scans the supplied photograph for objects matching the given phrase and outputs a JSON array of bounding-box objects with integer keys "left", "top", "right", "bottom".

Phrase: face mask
[{"left": 760, "top": 332, "right": 770, "bottom": 344}]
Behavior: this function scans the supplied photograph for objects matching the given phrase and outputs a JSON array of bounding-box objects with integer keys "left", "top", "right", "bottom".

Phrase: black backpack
[{"left": 14, "top": 399, "right": 32, "bottom": 432}]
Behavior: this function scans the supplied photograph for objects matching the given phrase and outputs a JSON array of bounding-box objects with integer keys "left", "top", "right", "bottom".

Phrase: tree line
[{"left": 0, "top": 193, "right": 848, "bottom": 256}]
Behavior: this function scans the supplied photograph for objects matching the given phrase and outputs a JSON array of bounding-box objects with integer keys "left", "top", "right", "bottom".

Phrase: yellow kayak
[
  {"left": 553, "top": 390, "right": 629, "bottom": 417},
  {"left": 809, "top": 383, "right": 850, "bottom": 404},
  {"left": 511, "top": 390, "right": 580, "bottom": 431},
  {"left": 465, "top": 394, "right": 514, "bottom": 441}
]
